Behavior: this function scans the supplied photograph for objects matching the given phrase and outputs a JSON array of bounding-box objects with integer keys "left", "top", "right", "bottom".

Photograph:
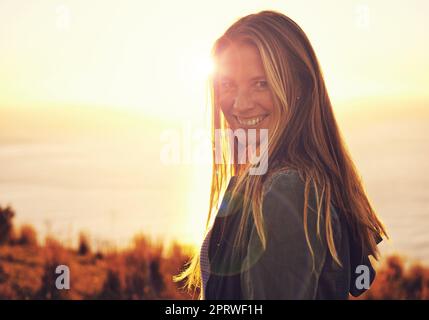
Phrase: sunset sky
[
  {"left": 1, "top": 0, "right": 428, "bottom": 115},
  {"left": 0, "top": 1, "right": 428, "bottom": 259}
]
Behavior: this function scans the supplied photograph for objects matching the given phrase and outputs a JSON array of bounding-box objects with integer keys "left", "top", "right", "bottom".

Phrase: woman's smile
[{"left": 234, "top": 114, "right": 270, "bottom": 128}]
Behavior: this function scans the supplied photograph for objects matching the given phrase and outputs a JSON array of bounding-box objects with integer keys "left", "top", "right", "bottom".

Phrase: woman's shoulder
[
  {"left": 262, "top": 166, "right": 303, "bottom": 196},
  {"left": 261, "top": 166, "right": 339, "bottom": 226}
]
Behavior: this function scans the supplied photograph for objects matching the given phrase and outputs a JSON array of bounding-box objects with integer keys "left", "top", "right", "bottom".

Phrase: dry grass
[
  {"left": 0, "top": 231, "right": 193, "bottom": 300},
  {"left": 355, "top": 255, "right": 429, "bottom": 300},
  {"left": 1, "top": 231, "right": 429, "bottom": 299},
  {"left": 0, "top": 204, "right": 428, "bottom": 299}
]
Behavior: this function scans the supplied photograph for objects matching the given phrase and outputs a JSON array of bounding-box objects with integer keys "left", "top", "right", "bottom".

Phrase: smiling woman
[
  {"left": 217, "top": 43, "right": 274, "bottom": 128},
  {"left": 174, "top": 10, "right": 387, "bottom": 300}
]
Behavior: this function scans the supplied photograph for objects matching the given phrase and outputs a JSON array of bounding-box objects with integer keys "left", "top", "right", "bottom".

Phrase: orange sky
[
  {"left": 0, "top": 1, "right": 428, "bottom": 251},
  {"left": 0, "top": 0, "right": 428, "bottom": 116}
]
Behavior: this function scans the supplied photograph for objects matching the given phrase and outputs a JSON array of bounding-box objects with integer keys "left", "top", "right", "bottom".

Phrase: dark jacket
[{"left": 204, "top": 169, "right": 382, "bottom": 300}]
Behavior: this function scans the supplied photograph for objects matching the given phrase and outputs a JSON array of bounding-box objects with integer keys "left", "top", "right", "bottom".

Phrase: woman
[{"left": 174, "top": 10, "right": 387, "bottom": 300}]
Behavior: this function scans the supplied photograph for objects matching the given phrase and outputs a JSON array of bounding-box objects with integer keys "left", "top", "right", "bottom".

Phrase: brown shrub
[
  {"left": 77, "top": 232, "right": 91, "bottom": 256},
  {"left": 360, "top": 255, "right": 429, "bottom": 300},
  {"left": 17, "top": 225, "right": 38, "bottom": 247},
  {"left": 0, "top": 205, "right": 15, "bottom": 245}
]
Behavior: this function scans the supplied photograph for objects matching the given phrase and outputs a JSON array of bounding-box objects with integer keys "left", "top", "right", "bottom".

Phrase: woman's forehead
[{"left": 215, "top": 42, "right": 265, "bottom": 80}]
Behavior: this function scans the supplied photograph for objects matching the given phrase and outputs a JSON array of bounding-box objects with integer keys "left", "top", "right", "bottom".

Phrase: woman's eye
[
  {"left": 255, "top": 80, "right": 268, "bottom": 89},
  {"left": 220, "top": 81, "right": 233, "bottom": 90}
]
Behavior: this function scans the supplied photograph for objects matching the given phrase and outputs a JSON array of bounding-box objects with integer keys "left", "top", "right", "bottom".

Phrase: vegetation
[
  {"left": 0, "top": 204, "right": 428, "bottom": 299},
  {"left": 0, "top": 204, "right": 191, "bottom": 299}
]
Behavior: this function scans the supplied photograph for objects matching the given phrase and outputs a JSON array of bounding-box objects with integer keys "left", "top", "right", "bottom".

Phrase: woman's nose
[{"left": 232, "top": 90, "right": 255, "bottom": 114}]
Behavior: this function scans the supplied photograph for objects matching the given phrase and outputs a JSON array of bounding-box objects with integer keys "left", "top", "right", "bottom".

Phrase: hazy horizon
[
  {"left": 0, "top": 98, "right": 428, "bottom": 265},
  {"left": 0, "top": 1, "right": 428, "bottom": 264}
]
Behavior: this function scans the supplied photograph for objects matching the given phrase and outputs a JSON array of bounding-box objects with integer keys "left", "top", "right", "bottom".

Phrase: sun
[
  {"left": 176, "top": 48, "right": 215, "bottom": 94},
  {"left": 194, "top": 55, "right": 215, "bottom": 80}
]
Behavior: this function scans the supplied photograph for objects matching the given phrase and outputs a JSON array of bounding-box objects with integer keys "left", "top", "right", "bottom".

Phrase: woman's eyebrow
[
  {"left": 217, "top": 75, "right": 266, "bottom": 81},
  {"left": 249, "top": 76, "right": 267, "bottom": 81}
]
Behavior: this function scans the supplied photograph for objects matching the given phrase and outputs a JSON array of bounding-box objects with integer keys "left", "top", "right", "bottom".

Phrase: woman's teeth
[{"left": 236, "top": 116, "right": 267, "bottom": 126}]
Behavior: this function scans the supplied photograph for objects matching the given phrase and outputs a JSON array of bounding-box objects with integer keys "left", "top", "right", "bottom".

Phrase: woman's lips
[{"left": 235, "top": 115, "right": 269, "bottom": 127}]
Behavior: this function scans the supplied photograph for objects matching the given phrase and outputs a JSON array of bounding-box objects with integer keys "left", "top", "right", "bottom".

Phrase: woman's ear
[{"left": 295, "top": 85, "right": 303, "bottom": 102}]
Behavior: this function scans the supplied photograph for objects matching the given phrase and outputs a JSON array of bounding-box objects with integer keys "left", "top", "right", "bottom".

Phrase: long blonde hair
[{"left": 173, "top": 10, "right": 388, "bottom": 299}]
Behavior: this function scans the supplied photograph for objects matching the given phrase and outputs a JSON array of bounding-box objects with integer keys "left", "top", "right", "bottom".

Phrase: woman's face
[{"left": 216, "top": 42, "right": 275, "bottom": 137}]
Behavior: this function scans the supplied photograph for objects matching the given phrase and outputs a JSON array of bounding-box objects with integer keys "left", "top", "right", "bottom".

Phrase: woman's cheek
[{"left": 219, "top": 96, "right": 233, "bottom": 114}]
